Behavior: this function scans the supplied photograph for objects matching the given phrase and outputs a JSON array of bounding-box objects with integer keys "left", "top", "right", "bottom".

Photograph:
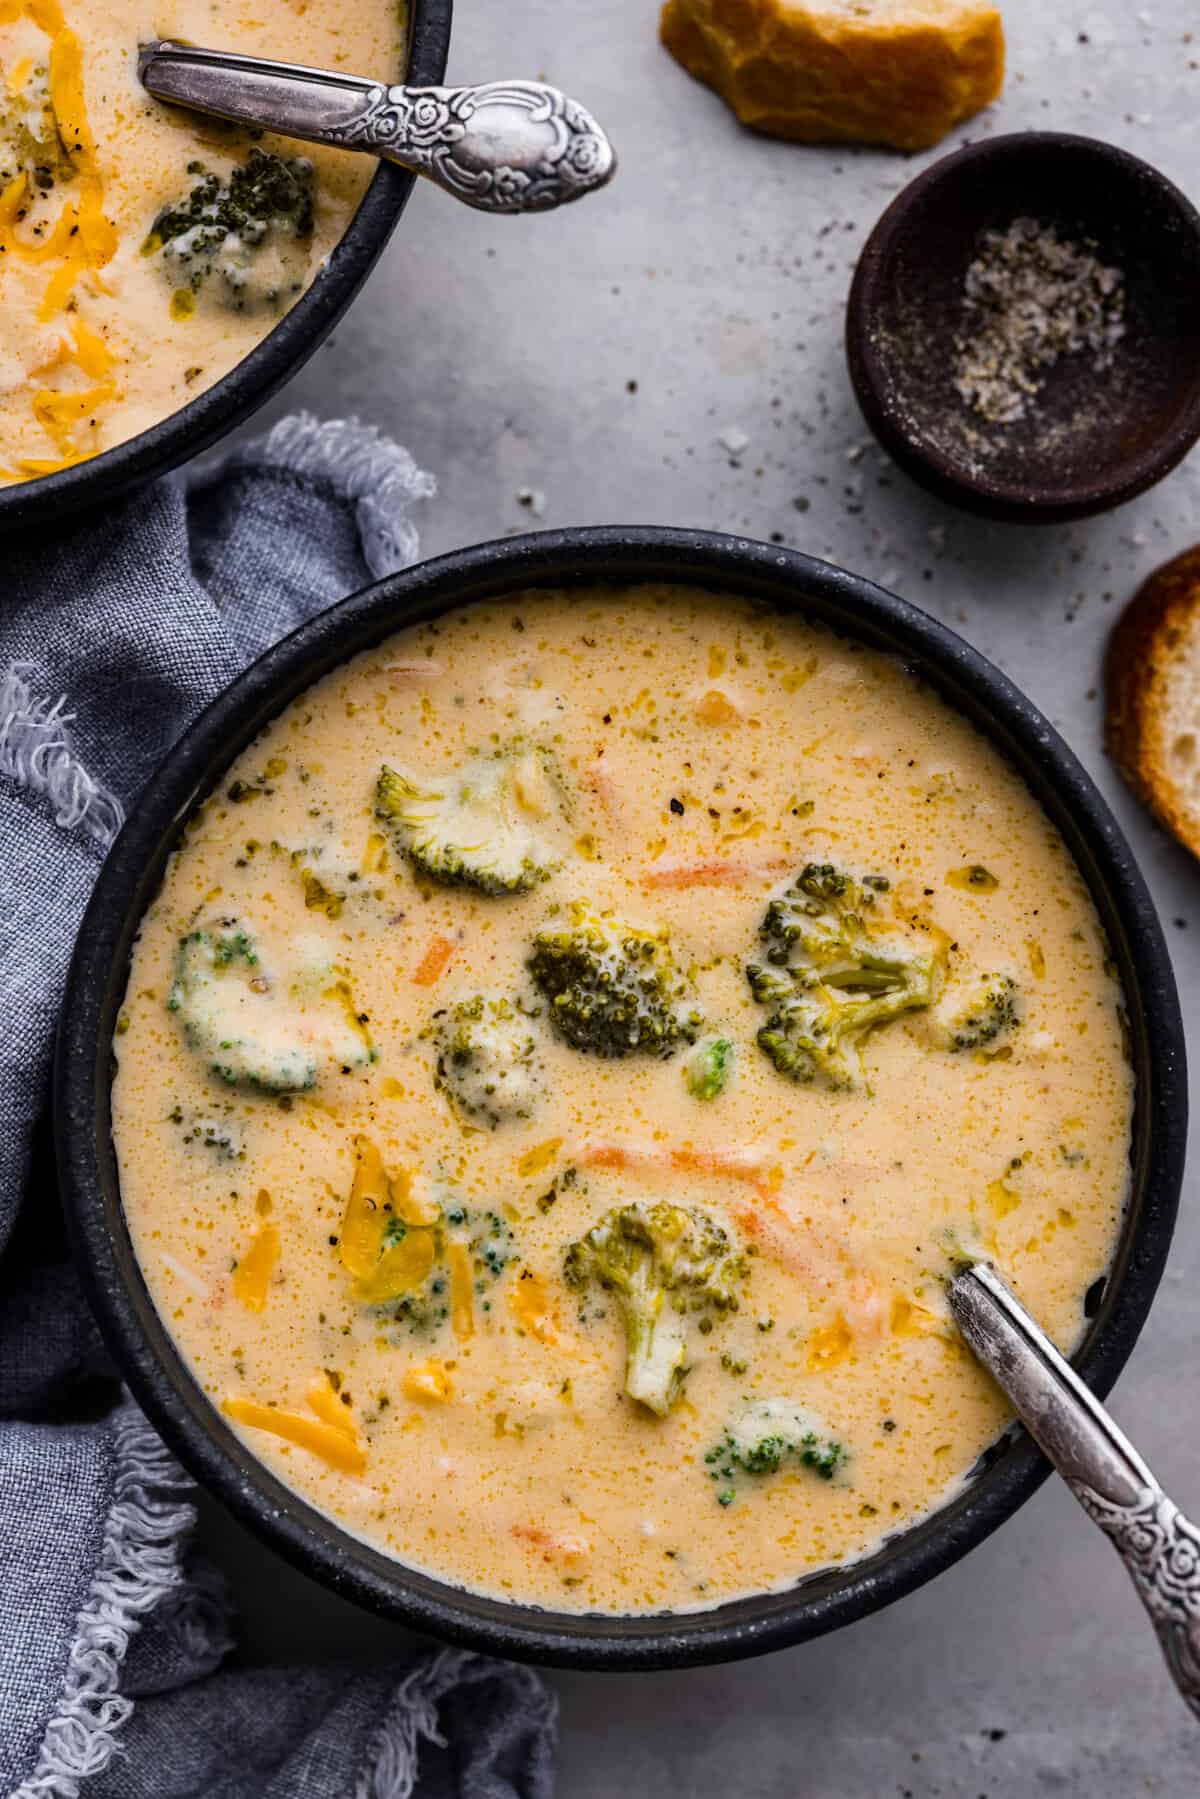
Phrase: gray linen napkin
[{"left": 0, "top": 417, "right": 558, "bottom": 1799}]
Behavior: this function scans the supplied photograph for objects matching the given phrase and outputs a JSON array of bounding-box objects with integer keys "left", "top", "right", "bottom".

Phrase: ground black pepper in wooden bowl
[
  {"left": 846, "top": 133, "right": 1200, "bottom": 524},
  {"left": 953, "top": 218, "right": 1126, "bottom": 427}
]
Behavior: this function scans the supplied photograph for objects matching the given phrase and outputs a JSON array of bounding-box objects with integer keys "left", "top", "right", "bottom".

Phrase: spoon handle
[
  {"left": 950, "top": 1262, "right": 1200, "bottom": 1719},
  {"left": 138, "top": 42, "right": 616, "bottom": 215}
]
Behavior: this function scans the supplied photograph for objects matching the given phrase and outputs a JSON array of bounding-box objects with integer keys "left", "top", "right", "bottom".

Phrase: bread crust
[
  {"left": 1105, "top": 546, "right": 1200, "bottom": 861},
  {"left": 659, "top": 0, "right": 1005, "bottom": 152}
]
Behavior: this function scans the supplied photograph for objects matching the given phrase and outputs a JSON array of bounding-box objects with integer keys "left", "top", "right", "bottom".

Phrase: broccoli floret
[
  {"left": 144, "top": 148, "right": 314, "bottom": 314},
  {"left": 168, "top": 923, "right": 372, "bottom": 1092},
  {"left": 746, "top": 863, "right": 941, "bottom": 1090},
  {"left": 376, "top": 746, "right": 562, "bottom": 896},
  {"left": 0, "top": 67, "right": 74, "bottom": 195},
  {"left": 167, "top": 1105, "right": 245, "bottom": 1160},
  {"left": 529, "top": 903, "right": 703, "bottom": 1058},
  {"left": 387, "top": 1283, "right": 451, "bottom": 1337},
  {"left": 563, "top": 1201, "right": 746, "bottom": 1414},
  {"left": 378, "top": 1205, "right": 514, "bottom": 1336},
  {"left": 684, "top": 1035, "right": 734, "bottom": 1100},
  {"left": 705, "top": 1397, "right": 848, "bottom": 1505},
  {"left": 941, "top": 972, "right": 1022, "bottom": 1053},
  {"left": 428, "top": 994, "right": 544, "bottom": 1127}
]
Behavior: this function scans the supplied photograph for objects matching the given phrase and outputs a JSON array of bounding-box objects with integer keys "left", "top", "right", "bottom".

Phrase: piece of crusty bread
[
  {"left": 1106, "top": 547, "right": 1200, "bottom": 860},
  {"left": 659, "top": 0, "right": 1005, "bottom": 152}
]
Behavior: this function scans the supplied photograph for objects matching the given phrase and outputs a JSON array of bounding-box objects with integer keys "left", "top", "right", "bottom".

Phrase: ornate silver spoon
[
  {"left": 950, "top": 1262, "right": 1200, "bottom": 1719},
  {"left": 138, "top": 41, "right": 616, "bottom": 216}
]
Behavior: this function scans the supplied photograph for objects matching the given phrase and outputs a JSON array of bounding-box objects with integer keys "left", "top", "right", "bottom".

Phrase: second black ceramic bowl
[
  {"left": 56, "top": 528, "right": 1185, "bottom": 1670},
  {"left": 0, "top": 0, "right": 452, "bottom": 535},
  {"left": 846, "top": 133, "right": 1200, "bottom": 523}
]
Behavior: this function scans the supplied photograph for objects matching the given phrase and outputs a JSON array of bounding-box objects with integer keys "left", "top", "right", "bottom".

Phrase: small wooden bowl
[{"left": 846, "top": 133, "right": 1200, "bottom": 524}]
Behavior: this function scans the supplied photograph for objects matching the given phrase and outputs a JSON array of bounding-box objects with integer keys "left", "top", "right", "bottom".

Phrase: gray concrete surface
[{"left": 201, "top": 0, "right": 1200, "bottom": 1789}]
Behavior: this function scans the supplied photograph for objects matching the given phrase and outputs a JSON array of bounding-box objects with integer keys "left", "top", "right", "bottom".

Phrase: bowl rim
[
  {"left": 0, "top": 0, "right": 454, "bottom": 534},
  {"left": 845, "top": 130, "right": 1200, "bottom": 524},
  {"left": 55, "top": 525, "right": 1187, "bottom": 1670}
]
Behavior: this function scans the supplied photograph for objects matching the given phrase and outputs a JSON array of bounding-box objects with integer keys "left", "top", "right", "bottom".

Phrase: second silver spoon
[
  {"left": 138, "top": 40, "right": 617, "bottom": 216},
  {"left": 950, "top": 1261, "right": 1200, "bottom": 1720}
]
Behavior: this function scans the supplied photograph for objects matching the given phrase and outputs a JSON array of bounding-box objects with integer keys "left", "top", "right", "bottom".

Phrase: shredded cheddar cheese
[
  {"left": 806, "top": 1311, "right": 855, "bottom": 1372},
  {"left": 231, "top": 1221, "right": 280, "bottom": 1313},
  {"left": 339, "top": 1136, "right": 389, "bottom": 1281},
  {"left": 402, "top": 1360, "right": 454, "bottom": 1403},
  {"left": 221, "top": 1395, "right": 367, "bottom": 1476},
  {"left": 306, "top": 1373, "right": 358, "bottom": 1437},
  {"left": 509, "top": 1270, "right": 560, "bottom": 1346},
  {"left": 447, "top": 1241, "right": 475, "bottom": 1341}
]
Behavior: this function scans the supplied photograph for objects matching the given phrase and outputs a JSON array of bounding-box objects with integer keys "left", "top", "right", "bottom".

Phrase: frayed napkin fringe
[
  {"left": 215, "top": 413, "right": 436, "bottom": 580},
  {"left": 145, "top": 1556, "right": 237, "bottom": 1675},
  {"left": 13, "top": 1403, "right": 206, "bottom": 1799},
  {"left": 356, "top": 1649, "right": 559, "bottom": 1799},
  {"left": 0, "top": 662, "right": 123, "bottom": 847}
]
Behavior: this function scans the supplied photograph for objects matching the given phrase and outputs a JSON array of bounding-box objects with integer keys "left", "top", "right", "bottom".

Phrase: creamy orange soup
[
  {"left": 0, "top": 1, "right": 403, "bottom": 482},
  {"left": 111, "top": 588, "right": 1132, "bottom": 1615}
]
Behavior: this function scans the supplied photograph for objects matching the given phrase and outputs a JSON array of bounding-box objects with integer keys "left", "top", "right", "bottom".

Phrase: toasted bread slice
[
  {"left": 1106, "top": 547, "right": 1200, "bottom": 859},
  {"left": 659, "top": 0, "right": 1005, "bottom": 152}
]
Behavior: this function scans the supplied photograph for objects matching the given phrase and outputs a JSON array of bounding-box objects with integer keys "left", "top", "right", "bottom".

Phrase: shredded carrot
[
  {"left": 640, "top": 856, "right": 792, "bottom": 890},
  {"left": 222, "top": 1397, "right": 367, "bottom": 1476},
  {"left": 578, "top": 1138, "right": 885, "bottom": 1332},
  {"left": 579, "top": 1139, "right": 777, "bottom": 1200},
  {"left": 231, "top": 1222, "right": 279, "bottom": 1313},
  {"left": 511, "top": 1522, "right": 591, "bottom": 1564},
  {"left": 578, "top": 1143, "right": 632, "bottom": 1173},
  {"left": 447, "top": 1240, "right": 475, "bottom": 1340},
  {"left": 669, "top": 1144, "right": 783, "bottom": 1196},
  {"left": 412, "top": 935, "right": 454, "bottom": 986}
]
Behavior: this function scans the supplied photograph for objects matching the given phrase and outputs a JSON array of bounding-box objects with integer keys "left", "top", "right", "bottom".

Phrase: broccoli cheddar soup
[
  {"left": 112, "top": 588, "right": 1133, "bottom": 1615},
  {"left": 0, "top": 1, "right": 403, "bottom": 482}
]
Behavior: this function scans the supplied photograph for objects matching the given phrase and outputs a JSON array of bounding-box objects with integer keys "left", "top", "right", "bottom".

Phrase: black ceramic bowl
[
  {"left": 0, "top": 0, "right": 453, "bottom": 535},
  {"left": 56, "top": 528, "right": 1185, "bottom": 1670},
  {"left": 846, "top": 133, "right": 1200, "bottom": 523}
]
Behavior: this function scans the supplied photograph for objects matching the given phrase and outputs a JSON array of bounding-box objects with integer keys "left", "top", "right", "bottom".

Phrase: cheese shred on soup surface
[
  {"left": 112, "top": 588, "right": 1132, "bottom": 1615},
  {"left": 0, "top": 1, "right": 402, "bottom": 483}
]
